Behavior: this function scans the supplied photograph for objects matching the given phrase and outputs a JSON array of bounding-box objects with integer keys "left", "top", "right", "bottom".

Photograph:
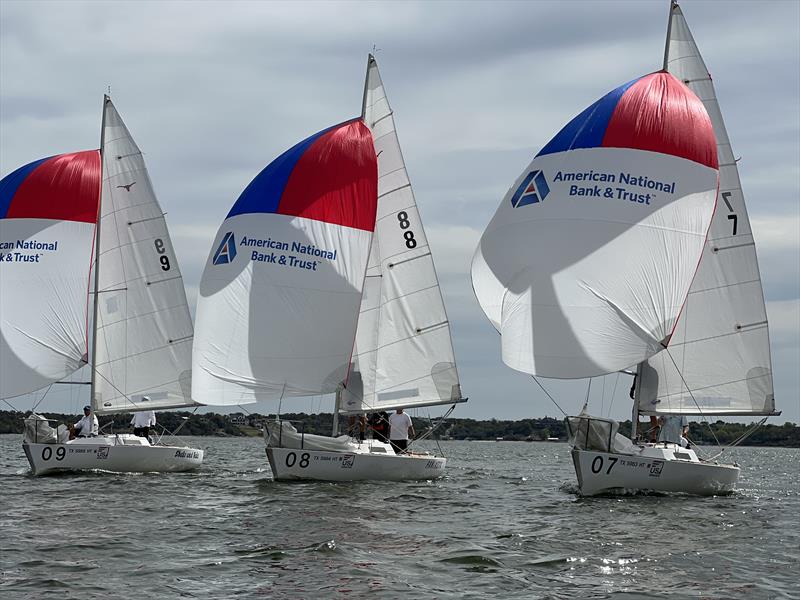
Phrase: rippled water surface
[{"left": 1, "top": 435, "right": 798, "bottom": 599}]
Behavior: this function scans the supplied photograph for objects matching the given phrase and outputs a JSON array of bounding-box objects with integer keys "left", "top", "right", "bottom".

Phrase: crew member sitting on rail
[{"left": 73, "top": 405, "right": 99, "bottom": 438}]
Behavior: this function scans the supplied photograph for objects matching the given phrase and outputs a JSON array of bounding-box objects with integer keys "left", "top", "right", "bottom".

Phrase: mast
[
  {"left": 89, "top": 95, "right": 109, "bottom": 405},
  {"left": 361, "top": 53, "right": 374, "bottom": 120},
  {"left": 662, "top": 0, "right": 677, "bottom": 70}
]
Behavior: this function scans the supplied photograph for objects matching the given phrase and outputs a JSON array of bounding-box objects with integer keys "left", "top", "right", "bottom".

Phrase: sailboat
[
  {"left": 472, "top": 3, "right": 772, "bottom": 496},
  {"left": 11, "top": 96, "right": 204, "bottom": 475},
  {"left": 192, "top": 56, "right": 462, "bottom": 481}
]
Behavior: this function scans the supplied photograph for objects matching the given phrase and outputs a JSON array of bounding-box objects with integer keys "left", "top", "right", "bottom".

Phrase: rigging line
[
  {"left": 2, "top": 398, "right": 21, "bottom": 412},
  {"left": 704, "top": 417, "right": 768, "bottom": 461},
  {"left": 531, "top": 376, "right": 567, "bottom": 417},
  {"left": 168, "top": 405, "right": 200, "bottom": 440},
  {"left": 277, "top": 383, "right": 286, "bottom": 418},
  {"left": 30, "top": 383, "right": 55, "bottom": 413},
  {"left": 581, "top": 378, "right": 592, "bottom": 414},
  {"left": 601, "top": 376, "right": 606, "bottom": 417},
  {"left": 607, "top": 372, "right": 620, "bottom": 418},
  {"left": 663, "top": 348, "right": 722, "bottom": 449}
]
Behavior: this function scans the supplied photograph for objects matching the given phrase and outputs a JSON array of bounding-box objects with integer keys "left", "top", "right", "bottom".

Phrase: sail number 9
[
  {"left": 397, "top": 211, "right": 417, "bottom": 249},
  {"left": 154, "top": 238, "right": 171, "bottom": 271},
  {"left": 285, "top": 452, "right": 310, "bottom": 468},
  {"left": 590, "top": 455, "right": 618, "bottom": 475}
]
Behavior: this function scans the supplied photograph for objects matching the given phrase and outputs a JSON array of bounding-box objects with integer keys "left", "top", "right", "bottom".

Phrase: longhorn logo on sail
[
  {"left": 213, "top": 231, "right": 237, "bottom": 265},
  {"left": 511, "top": 170, "right": 550, "bottom": 208}
]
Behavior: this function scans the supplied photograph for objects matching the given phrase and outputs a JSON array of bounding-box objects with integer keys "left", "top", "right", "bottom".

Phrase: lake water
[{"left": 1, "top": 434, "right": 798, "bottom": 599}]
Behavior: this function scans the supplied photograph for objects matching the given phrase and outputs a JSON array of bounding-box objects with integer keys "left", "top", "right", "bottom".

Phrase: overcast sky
[{"left": 1, "top": 0, "right": 798, "bottom": 423}]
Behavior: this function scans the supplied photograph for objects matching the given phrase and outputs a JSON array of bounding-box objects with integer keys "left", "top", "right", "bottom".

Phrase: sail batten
[
  {"left": 92, "top": 97, "right": 197, "bottom": 415},
  {"left": 341, "top": 55, "right": 464, "bottom": 414},
  {"left": 637, "top": 3, "right": 775, "bottom": 416}
]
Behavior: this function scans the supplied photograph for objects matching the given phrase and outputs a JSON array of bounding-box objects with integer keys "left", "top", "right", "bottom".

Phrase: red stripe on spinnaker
[
  {"left": 602, "top": 71, "right": 718, "bottom": 170},
  {"left": 6, "top": 150, "right": 101, "bottom": 223},
  {"left": 277, "top": 120, "right": 378, "bottom": 232}
]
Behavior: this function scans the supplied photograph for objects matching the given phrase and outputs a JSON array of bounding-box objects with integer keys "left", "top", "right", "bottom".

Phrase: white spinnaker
[
  {"left": 0, "top": 219, "right": 94, "bottom": 398},
  {"left": 637, "top": 4, "right": 775, "bottom": 416},
  {"left": 193, "top": 215, "right": 374, "bottom": 405},
  {"left": 472, "top": 148, "right": 717, "bottom": 379},
  {"left": 92, "top": 97, "right": 197, "bottom": 414},
  {"left": 340, "top": 56, "right": 463, "bottom": 414}
]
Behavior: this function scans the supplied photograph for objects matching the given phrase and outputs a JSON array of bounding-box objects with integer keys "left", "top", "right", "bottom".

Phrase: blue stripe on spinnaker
[
  {"left": 537, "top": 76, "right": 640, "bottom": 157},
  {"left": 0, "top": 156, "right": 52, "bottom": 219},
  {"left": 227, "top": 124, "right": 339, "bottom": 219}
]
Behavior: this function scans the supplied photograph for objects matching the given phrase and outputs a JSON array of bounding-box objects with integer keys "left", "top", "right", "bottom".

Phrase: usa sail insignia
[{"left": 239, "top": 236, "right": 337, "bottom": 260}]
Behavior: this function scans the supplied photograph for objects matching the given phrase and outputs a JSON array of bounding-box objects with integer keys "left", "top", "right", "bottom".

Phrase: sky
[{"left": 1, "top": 0, "right": 798, "bottom": 423}]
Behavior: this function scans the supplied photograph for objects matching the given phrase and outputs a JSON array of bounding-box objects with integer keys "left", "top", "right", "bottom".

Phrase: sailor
[
  {"left": 388, "top": 408, "right": 415, "bottom": 454},
  {"left": 131, "top": 396, "right": 157, "bottom": 441},
  {"left": 369, "top": 411, "right": 390, "bottom": 443},
  {"left": 73, "top": 406, "right": 99, "bottom": 438},
  {"left": 657, "top": 415, "right": 689, "bottom": 448}
]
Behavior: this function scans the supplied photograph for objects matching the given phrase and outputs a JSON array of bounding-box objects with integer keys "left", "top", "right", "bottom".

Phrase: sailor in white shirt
[
  {"left": 73, "top": 406, "right": 99, "bottom": 438},
  {"left": 388, "top": 408, "right": 415, "bottom": 454},
  {"left": 131, "top": 397, "right": 157, "bottom": 441}
]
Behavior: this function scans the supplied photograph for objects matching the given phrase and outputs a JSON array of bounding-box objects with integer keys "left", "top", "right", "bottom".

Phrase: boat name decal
[{"left": 174, "top": 449, "right": 200, "bottom": 459}]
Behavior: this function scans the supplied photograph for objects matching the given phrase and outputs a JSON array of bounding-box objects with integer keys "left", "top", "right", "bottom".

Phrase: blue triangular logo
[
  {"left": 511, "top": 170, "right": 550, "bottom": 208},
  {"left": 213, "top": 231, "right": 237, "bottom": 265}
]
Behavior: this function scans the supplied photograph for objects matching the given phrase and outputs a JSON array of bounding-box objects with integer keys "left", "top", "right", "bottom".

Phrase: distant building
[{"left": 229, "top": 413, "right": 247, "bottom": 426}]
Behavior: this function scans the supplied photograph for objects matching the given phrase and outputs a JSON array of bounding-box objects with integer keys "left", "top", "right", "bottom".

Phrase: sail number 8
[
  {"left": 154, "top": 238, "right": 171, "bottom": 271},
  {"left": 397, "top": 211, "right": 417, "bottom": 249},
  {"left": 285, "top": 452, "right": 310, "bottom": 468}
]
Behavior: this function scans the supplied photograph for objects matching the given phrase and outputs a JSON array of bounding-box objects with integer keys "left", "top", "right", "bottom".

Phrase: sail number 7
[
  {"left": 721, "top": 191, "right": 738, "bottom": 235},
  {"left": 397, "top": 211, "right": 417, "bottom": 249},
  {"left": 154, "top": 238, "right": 171, "bottom": 271}
]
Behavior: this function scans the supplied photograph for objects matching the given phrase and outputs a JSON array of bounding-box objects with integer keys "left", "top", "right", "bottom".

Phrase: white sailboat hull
[
  {"left": 266, "top": 447, "right": 446, "bottom": 482},
  {"left": 23, "top": 436, "right": 203, "bottom": 476},
  {"left": 571, "top": 446, "right": 739, "bottom": 496}
]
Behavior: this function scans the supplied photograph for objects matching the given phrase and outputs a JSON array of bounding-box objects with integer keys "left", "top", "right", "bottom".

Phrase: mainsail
[
  {"left": 636, "top": 2, "right": 776, "bottom": 416},
  {"left": 92, "top": 96, "right": 197, "bottom": 414},
  {"left": 339, "top": 55, "right": 463, "bottom": 414},
  {"left": 0, "top": 151, "right": 100, "bottom": 399},
  {"left": 192, "top": 120, "right": 378, "bottom": 405},
  {"left": 471, "top": 71, "right": 719, "bottom": 379}
]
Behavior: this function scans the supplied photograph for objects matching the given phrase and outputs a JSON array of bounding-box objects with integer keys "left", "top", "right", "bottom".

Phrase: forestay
[
  {"left": 192, "top": 120, "right": 378, "bottom": 405},
  {"left": 472, "top": 72, "right": 719, "bottom": 378},
  {"left": 0, "top": 151, "right": 100, "bottom": 399},
  {"left": 340, "top": 55, "right": 463, "bottom": 414},
  {"left": 637, "top": 3, "right": 775, "bottom": 416},
  {"left": 92, "top": 97, "right": 197, "bottom": 414}
]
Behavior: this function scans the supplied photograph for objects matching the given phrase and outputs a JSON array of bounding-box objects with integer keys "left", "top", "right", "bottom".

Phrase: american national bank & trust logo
[
  {"left": 510, "top": 170, "right": 550, "bottom": 208},
  {"left": 213, "top": 231, "right": 237, "bottom": 265}
]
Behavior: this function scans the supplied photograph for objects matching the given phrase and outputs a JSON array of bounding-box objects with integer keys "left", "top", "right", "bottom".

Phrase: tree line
[{"left": 0, "top": 410, "right": 797, "bottom": 447}]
